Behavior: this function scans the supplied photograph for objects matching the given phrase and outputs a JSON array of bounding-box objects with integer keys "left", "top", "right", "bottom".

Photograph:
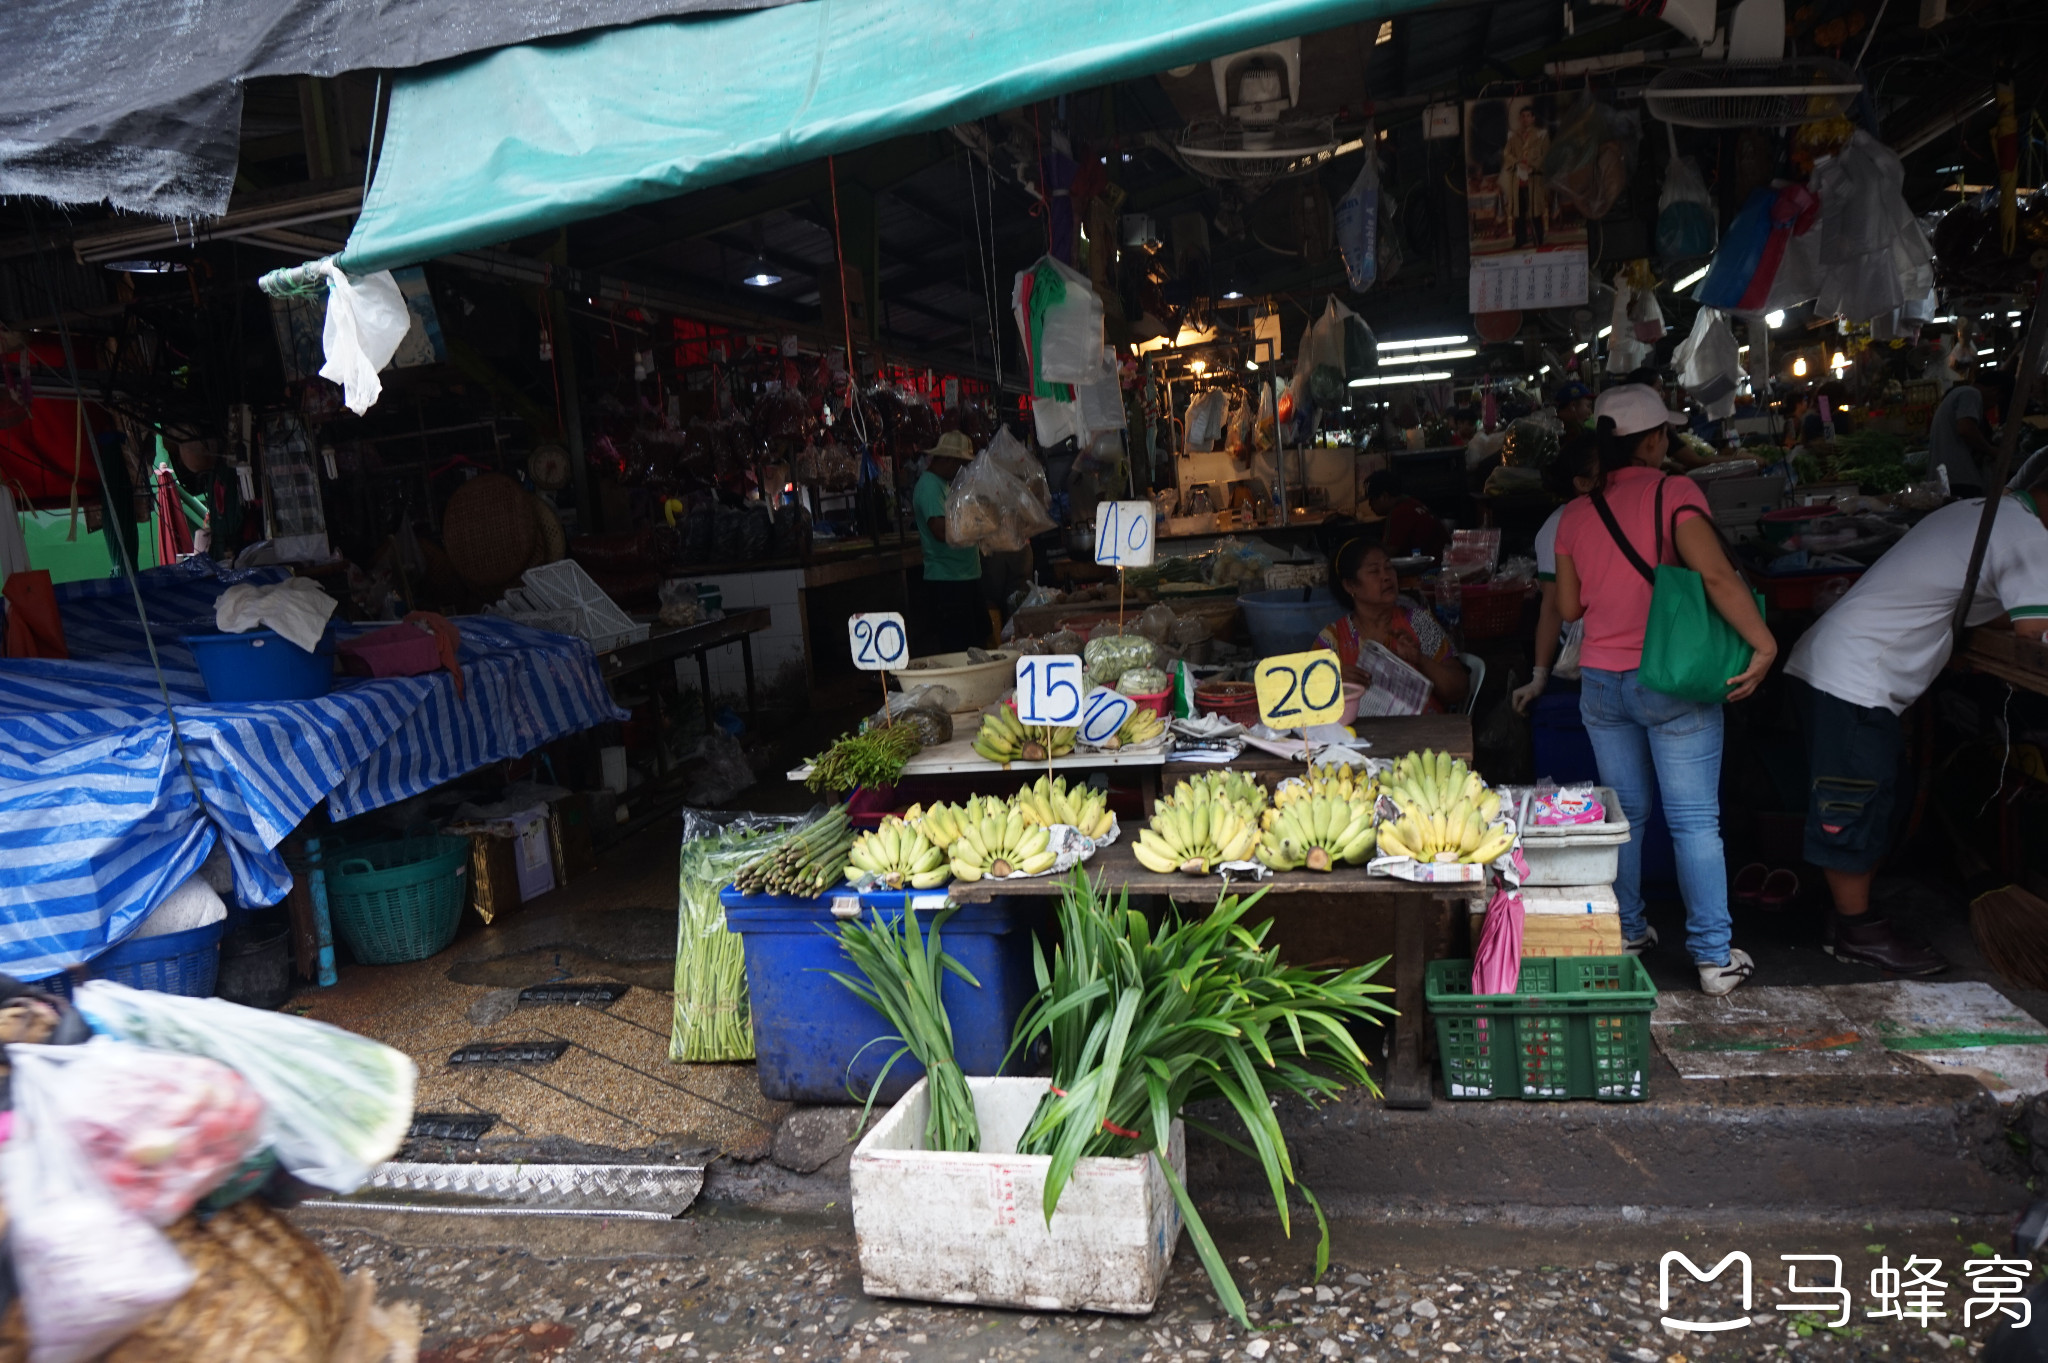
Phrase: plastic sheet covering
[
  {"left": 335, "top": 0, "right": 1435, "bottom": 275},
  {"left": 0, "top": 0, "right": 798, "bottom": 219}
]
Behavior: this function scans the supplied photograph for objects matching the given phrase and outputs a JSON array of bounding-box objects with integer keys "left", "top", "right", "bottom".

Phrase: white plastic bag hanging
[
  {"left": 1334, "top": 133, "right": 1381, "bottom": 292},
  {"left": 1184, "top": 388, "right": 1229, "bottom": 450},
  {"left": 74, "top": 980, "right": 417, "bottom": 1193},
  {"left": 314, "top": 259, "right": 410, "bottom": 415},
  {"left": 1674, "top": 306, "right": 1741, "bottom": 418},
  {"left": 1075, "top": 346, "right": 1128, "bottom": 437},
  {"left": 6, "top": 1044, "right": 197, "bottom": 1363},
  {"left": 1029, "top": 256, "right": 1106, "bottom": 385},
  {"left": 1655, "top": 128, "right": 1716, "bottom": 261}
]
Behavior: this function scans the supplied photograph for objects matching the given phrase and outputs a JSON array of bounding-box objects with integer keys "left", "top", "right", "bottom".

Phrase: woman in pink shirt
[{"left": 1552, "top": 385, "right": 1775, "bottom": 997}]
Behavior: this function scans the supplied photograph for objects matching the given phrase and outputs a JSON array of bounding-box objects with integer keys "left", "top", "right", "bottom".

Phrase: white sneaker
[
  {"left": 1699, "top": 948, "right": 1755, "bottom": 997},
  {"left": 1623, "top": 926, "right": 1659, "bottom": 956}
]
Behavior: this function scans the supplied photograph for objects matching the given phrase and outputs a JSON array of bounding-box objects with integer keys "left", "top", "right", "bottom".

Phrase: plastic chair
[{"left": 1458, "top": 652, "right": 1486, "bottom": 715}]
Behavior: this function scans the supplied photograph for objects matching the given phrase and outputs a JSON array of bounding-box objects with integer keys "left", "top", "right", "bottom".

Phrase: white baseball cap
[{"left": 1593, "top": 383, "right": 1687, "bottom": 437}]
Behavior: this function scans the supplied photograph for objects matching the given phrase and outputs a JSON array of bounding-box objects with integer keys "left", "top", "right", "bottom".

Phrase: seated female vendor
[{"left": 1314, "top": 537, "right": 1468, "bottom": 713}]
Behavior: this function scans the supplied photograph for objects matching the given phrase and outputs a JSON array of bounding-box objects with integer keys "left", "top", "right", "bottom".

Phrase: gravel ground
[{"left": 304, "top": 1210, "right": 2011, "bottom": 1363}]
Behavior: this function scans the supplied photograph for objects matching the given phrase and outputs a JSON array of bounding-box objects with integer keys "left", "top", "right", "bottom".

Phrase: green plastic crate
[{"left": 1424, "top": 955, "right": 1657, "bottom": 1101}]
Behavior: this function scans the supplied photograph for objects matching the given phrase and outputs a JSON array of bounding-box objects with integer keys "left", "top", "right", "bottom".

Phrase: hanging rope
[{"left": 826, "top": 154, "right": 871, "bottom": 447}]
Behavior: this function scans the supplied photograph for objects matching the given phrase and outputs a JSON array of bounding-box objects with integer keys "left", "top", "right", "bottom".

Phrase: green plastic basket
[
  {"left": 324, "top": 836, "right": 470, "bottom": 965},
  {"left": 1424, "top": 955, "right": 1658, "bottom": 1101}
]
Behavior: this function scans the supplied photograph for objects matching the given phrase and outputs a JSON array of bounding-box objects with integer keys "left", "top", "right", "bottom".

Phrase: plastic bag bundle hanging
[
  {"left": 1334, "top": 132, "right": 1381, "bottom": 292},
  {"left": 1674, "top": 307, "right": 1741, "bottom": 418},
  {"left": 944, "top": 446, "right": 1055, "bottom": 553},
  {"left": 1655, "top": 127, "right": 1716, "bottom": 261}
]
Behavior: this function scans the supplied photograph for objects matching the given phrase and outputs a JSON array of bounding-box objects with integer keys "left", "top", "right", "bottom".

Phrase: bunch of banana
[
  {"left": 1256, "top": 794, "right": 1377, "bottom": 872},
  {"left": 1132, "top": 797, "right": 1261, "bottom": 875},
  {"left": 1383, "top": 749, "right": 1503, "bottom": 825},
  {"left": 845, "top": 816, "right": 950, "bottom": 889},
  {"left": 1105, "top": 706, "right": 1166, "bottom": 750},
  {"left": 1161, "top": 770, "right": 1269, "bottom": 814},
  {"left": 1014, "top": 775, "right": 1116, "bottom": 839},
  {"left": 973, "top": 706, "right": 1078, "bottom": 763},
  {"left": 972, "top": 708, "right": 1026, "bottom": 764},
  {"left": 1375, "top": 748, "right": 1513, "bottom": 864},
  {"left": 1272, "top": 766, "right": 1376, "bottom": 813},
  {"left": 942, "top": 796, "right": 1056, "bottom": 881}
]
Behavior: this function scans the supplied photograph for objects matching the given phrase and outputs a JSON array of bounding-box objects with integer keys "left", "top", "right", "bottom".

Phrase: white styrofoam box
[
  {"left": 1517, "top": 787, "right": 1631, "bottom": 886},
  {"left": 1464, "top": 884, "right": 1621, "bottom": 916},
  {"left": 851, "top": 1076, "right": 1183, "bottom": 1315}
]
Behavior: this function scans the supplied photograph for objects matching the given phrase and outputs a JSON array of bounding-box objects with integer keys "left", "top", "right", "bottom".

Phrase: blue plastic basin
[
  {"left": 722, "top": 889, "right": 1043, "bottom": 1105},
  {"left": 183, "top": 627, "right": 335, "bottom": 702},
  {"left": 1238, "top": 587, "right": 1345, "bottom": 658}
]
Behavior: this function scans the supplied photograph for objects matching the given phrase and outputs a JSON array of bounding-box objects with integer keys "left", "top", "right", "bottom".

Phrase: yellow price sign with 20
[{"left": 1253, "top": 651, "right": 1346, "bottom": 730}]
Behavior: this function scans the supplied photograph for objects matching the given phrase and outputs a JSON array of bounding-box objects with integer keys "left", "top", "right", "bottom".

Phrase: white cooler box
[{"left": 1516, "top": 787, "right": 1630, "bottom": 886}]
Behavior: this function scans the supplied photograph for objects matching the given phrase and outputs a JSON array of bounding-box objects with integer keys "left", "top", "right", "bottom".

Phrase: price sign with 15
[
  {"left": 847, "top": 612, "right": 909, "bottom": 672},
  {"left": 1015, "top": 655, "right": 1084, "bottom": 727},
  {"left": 1094, "top": 500, "right": 1156, "bottom": 568}
]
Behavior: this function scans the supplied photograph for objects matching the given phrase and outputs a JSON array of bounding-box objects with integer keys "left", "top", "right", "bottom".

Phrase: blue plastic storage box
[
  {"left": 183, "top": 627, "right": 335, "bottom": 702},
  {"left": 721, "top": 888, "right": 1043, "bottom": 1105},
  {"left": 92, "top": 920, "right": 225, "bottom": 997},
  {"left": 1238, "top": 588, "right": 1344, "bottom": 658}
]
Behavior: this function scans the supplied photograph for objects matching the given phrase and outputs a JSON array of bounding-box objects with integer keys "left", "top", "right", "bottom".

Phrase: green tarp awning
[{"left": 336, "top": 0, "right": 1416, "bottom": 276}]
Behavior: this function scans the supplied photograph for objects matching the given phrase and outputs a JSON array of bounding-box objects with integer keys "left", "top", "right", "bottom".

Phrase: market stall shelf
[
  {"left": 786, "top": 733, "right": 1169, "bottom": 782},
  {"left": 949, "top": 838, "right": 1460, "bottom": 1110}
]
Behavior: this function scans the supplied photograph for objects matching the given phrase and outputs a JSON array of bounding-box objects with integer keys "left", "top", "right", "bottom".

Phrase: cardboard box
[{"left": 1467, "top": 884, "right": 1623, "bottom": 956}]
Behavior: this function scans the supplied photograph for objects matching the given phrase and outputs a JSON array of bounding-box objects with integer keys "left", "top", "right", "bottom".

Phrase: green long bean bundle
[
  {"left": 828, "top": 906, "right": 981, "bottom": 1152},
  {"left": 1007, "top": 870, "right": 1395, "bottom": 1329},
  {"left": 670, "top": 819, "right": 798, "bottom": 1062}
]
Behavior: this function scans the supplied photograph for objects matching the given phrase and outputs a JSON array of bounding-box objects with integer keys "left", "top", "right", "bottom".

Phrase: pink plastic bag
[
  {"left": 1472, "top": 883, "right": 1525, "bottom": 996},
  {"left": 40, "top": 1041, "right": 265, "bottom": 1227},
  {"left": 1533, "top": 786, "right": 1605, "bottom": 826}
]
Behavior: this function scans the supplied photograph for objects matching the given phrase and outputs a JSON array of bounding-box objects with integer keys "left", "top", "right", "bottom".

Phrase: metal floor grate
[
  {"left": 449, "top": 1040, "right": 571, "bottom": 1066},
  {"left": 316, "top": 1161, "right": 703, "bottom": 1220}
]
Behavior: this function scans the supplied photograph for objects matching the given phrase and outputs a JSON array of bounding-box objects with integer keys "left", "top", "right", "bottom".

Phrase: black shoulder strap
[{"left": 1591, "top": 488, "right": 1657, "bottom": 586}]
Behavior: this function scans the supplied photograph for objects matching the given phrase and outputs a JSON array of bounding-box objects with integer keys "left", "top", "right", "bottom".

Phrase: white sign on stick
[
  {"left": 1078, "top": 686, "right": 1135, "bottom": 746},
  {"left": 1014, "top": 655, "right": 1084, "bottom": 727},
  {"left": 1094, "top": 500, "right": 1156, "bottom": 568},
  {"left": 847, "top": 612, "right": 909, "bottom": 671}
]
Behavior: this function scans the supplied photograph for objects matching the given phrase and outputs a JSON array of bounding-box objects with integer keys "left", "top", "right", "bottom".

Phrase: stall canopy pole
[{"left": 1950, "top": 289, "right": 2048, "bottom": 650}]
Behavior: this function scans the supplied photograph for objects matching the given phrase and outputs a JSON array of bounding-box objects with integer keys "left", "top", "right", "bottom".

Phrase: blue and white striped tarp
[{"left": 0, "top": 561, "right": 626, "bottom": 981}]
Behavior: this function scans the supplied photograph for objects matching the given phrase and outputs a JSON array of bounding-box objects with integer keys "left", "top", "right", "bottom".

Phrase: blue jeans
[{"left": 1578, "top": 667, "right": 1732, "bottom": 966}]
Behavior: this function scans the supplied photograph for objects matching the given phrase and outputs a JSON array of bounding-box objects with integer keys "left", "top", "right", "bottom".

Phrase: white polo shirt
[
  {"left": 1534, "top": 503, "right": 1566, "bottom": 582},
  {"left": 1786, "top": 493, "right": 2048, "bottom": 714}
]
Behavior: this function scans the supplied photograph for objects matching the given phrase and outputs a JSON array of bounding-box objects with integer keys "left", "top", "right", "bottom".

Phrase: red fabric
[
  {"left": 1554, "top": 467, "right": 1713, "bottom": 673},
  {"left": 1734, "top": 184, "right": 1819, "bottom": 314},
  {"left": 4, "top": 570, "right": 68, "bottom": 659},
  {"left": 1383, "top": 496, "right": 1449, "bottom": 559},
  {"left": 0, "top": 346, "right": 111, "bottom": 506},
  {"left": 1314, "top": 608, "right": 1451, "bottom": 714},
  {"left": 154, "top": 468, "right": 193, "bottom": 563}
]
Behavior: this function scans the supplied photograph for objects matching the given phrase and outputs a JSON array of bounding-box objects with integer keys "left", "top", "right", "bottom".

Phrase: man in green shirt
[{"left": 913, "top": 431, "right": 986, "bottom": 654}]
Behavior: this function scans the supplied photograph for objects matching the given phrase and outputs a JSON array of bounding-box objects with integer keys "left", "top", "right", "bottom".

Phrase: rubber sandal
[
  {"left": 1732, "top": 862, "right": 1768, "bottom": 908},
  {"left": 1759, "top": 868, "right": 1801, "bottom": 909}
]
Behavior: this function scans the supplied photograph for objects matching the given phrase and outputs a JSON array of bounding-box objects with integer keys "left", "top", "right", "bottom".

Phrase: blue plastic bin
[
  {"left": 1238, "top": 588, "right": 1345, "bottom": 658},
  {"left": 92, "top": 920, "right": 225, "bottom": 996},
  {"left": 722, "top": 888, "right": 1042, "bottom": 1104},
  {"left": 183, "top": 627, "right": 335, "bottom": 702}
]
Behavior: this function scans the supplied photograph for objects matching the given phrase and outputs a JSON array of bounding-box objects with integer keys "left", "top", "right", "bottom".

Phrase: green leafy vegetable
[
  {"left": 828, "top": 906, "right": 982, "bottom": 1151},
  {"left": 805, "top": 725, "right": 922, "bottom": 794},
  {"left": 1007, "top": 870, "right": 1395, "bottom": 1328}
]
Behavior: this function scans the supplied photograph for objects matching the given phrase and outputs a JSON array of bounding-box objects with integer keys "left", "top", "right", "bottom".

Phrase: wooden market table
[
  {"left": 1961, "top": 627, "right": 2048, "bottom": 697},
  {"left": 950, "top": 712, "right": 1477, "bottom": 1111},
  {"left": 949, "top": 838, "right": 1465, "bottom": 1111}
]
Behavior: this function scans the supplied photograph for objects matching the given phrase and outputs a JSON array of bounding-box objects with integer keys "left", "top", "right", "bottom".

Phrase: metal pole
[{"left": 1950, "top": 293, "right": 2048, "bottom": 650}]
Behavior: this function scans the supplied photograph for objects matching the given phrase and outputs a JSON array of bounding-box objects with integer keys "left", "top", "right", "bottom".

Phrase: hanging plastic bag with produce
[
  {"left": 6, "top": 1043, "right": 198, "bottom": 1363},
  {"left": 74, "top": 981, "right": 416, "bottom": 1193},
  {"left": 944, "top": 447, "right": 1056, "bottom": 553},
  {"left": 1655, "top": 131, "right": 1717, "bottom": 261},
  {"left": 27, "top": 1040, "right": 265, "bottom": 1226},
  {"left": 1674, "top": 306, "right": 1741, "bottom": 418}
]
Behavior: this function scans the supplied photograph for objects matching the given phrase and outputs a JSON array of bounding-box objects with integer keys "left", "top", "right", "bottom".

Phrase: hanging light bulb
[
  {"left": 1830, "top": 351, "right": 1849, "bottom": 370},
  {"left": 1765, "top": 310, "right": 1787, "bottom": 329},
  {"left": 1792, "top": 356, "right": 1809, "bottom": 377},
  {"left": 1189, "top": 359, "right": 1207, "bottom": 375}
]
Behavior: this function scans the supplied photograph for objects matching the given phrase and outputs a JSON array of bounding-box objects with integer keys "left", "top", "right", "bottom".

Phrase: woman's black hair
[
  {"left": 1595, "top": 415, "right": 1661, "bottom": 476},
  {"left": 1546, "top": 431, "right": 1600, "bottom": 500},
  {"left": 1328, "top": 535, "right": 1390, "bottom": 613}
]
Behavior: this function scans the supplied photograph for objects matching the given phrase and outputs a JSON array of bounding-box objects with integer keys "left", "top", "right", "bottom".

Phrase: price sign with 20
[
  {"left": 1094, "top": 501, "right": 1156, "bottom": 568},
  {"left": 1253, "top": 650, "right": 1346, "bottom": 729},
  {"left": 1078, "top": 686, "right": 1134, "bottom": 746},
  {"left": 1015, "top": 655, "right": 1084, "bottom": 727},
  {"left": 847, "top": 613, "right": 909, "bottom": 671}
]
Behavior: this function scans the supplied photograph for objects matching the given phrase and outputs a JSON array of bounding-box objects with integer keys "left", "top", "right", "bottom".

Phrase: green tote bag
[{"left": 1590, "top": 478, "right": 1765, "bottom": 705}]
